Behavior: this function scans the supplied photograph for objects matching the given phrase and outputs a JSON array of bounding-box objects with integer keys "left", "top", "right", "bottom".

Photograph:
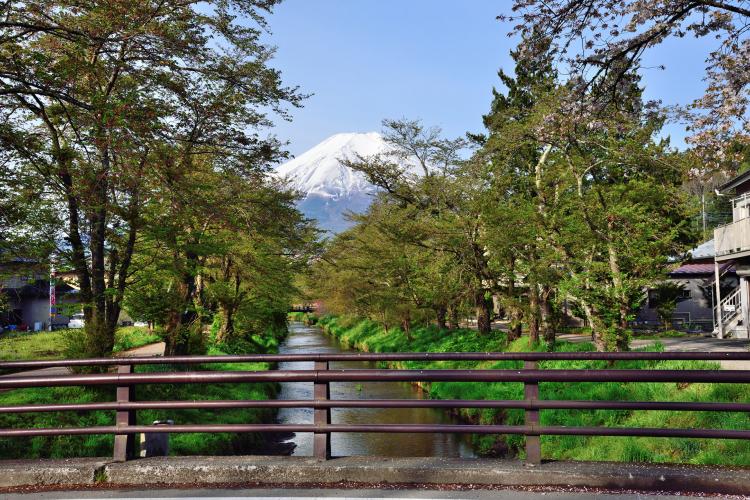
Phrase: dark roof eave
[{"left": 718, "top": 170, "right": 750, "bottom": 193}]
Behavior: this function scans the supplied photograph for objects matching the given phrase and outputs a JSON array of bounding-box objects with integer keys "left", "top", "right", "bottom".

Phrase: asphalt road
[{"left": 557, "top": 333, "right": 750, "bottom": 369}]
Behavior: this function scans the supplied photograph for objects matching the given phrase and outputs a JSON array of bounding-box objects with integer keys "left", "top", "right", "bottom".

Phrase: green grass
[
  {"left": 0, "top": 346, "right": 278, "bottom": 459},
  {"left": 0, "top": 326, "right": 162, "bottom": 362},
  {"left": 287, "top": 312, "right": 317, "bottom": 324},
  {"left": 631, "top": 329, "right": 692, "bottom": 340},
  {"left": 0, "top": 330, "right": 68, "bottom": 361},
  {"left": 112, "top": 326, "right": 162, "bottom": 352},
  {"left": 314, "top": 314, "right": 750, "bottom": 466}
]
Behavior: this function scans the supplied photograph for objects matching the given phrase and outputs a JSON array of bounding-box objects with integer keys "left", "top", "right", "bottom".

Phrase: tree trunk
[
  {"left": 448, "top": 305, "right": 459, "bottom": 330},
  {"left": 216, "top": 304, "right": 235, "bottom": 343},
  {"left": 506, "top": 258, "right": 521, "bottom": 341},
  {"left": 436, "top": 305, "right": 447, "bottom": 330},
  {"left": 401, "top": 311, "right": 412, "bottom": 341},
  {"left": 85, "top": 150, "right": 114, "bottom": 357},
  {"left": 607, "top": 235, "right": 630, "bottom": 352},
  {"left": 528, "top": 282, "right": 540, "bottom": 345},
  {"left": 509, "top": 313, "right": 522, "bottom": 341},
  {"left": 165, "top": 247, "right": 200, "bottom": 356},
  {"left": 580, "top": 301, "right": 607, "bottom": 352},
  {"left": 475, "top": 290, "right": 492, "bottom": 335},
  {"left": 539, "top": 284, "right": 555, "bottom": 346}
]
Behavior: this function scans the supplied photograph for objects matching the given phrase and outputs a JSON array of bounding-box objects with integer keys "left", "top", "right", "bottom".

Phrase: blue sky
[{"left": 263, "top": 1, "right": 715, "bottom": 156}]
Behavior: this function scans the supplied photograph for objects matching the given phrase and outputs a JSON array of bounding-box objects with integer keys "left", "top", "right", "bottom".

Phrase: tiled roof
[{"left": 669, "top": 262, "right": 734, "bottom": 276}]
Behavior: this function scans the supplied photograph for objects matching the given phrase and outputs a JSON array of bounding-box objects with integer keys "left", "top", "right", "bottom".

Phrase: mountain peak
[{"left": 275, "top": 132, "right": 388, "bottom": 200}]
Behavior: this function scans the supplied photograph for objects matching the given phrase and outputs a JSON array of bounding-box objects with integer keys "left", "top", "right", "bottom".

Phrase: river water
[{"left": 276, "top": 321, "right": 474, "bottom": 457}]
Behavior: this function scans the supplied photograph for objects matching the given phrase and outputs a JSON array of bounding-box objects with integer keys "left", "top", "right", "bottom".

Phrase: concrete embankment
[{"left": 1, "top": 456, "right": 749, "bottom": 495}]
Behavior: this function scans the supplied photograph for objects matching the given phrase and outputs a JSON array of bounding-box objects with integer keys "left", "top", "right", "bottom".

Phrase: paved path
[
  {"left": 119, "top": 341, "right": 166, "bottom": 357},
  {"left": 558, "top": 333, "right": 750, "bottom": 369},
  {"left": 0, "top": 341, "right": 166, "bottom": 393}
]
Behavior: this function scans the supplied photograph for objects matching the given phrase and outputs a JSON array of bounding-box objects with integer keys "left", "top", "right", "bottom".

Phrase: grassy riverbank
[
  {"left": 0, "top": 326, "right": 162, "bottom": 362},
  {"left": 0, "top": 329, "right": 286, "bottom": 459},
  {"left": 308, "top": 314, "right": 750, "bottom": 466}
]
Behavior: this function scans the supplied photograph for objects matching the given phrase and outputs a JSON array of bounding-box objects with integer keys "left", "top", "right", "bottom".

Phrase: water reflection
[{"left": 277, "top": 322, "right": 475, "bottom": 457}]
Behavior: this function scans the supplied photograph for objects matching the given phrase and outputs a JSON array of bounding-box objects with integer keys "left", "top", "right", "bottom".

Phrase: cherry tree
[{"left": 503, "top": 1, "right": 750, "bottom": 169}]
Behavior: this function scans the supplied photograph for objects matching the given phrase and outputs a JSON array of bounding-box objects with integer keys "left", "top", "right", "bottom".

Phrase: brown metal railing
[{"left": 1, "top": 352, "right": 749, "bottom": 464}]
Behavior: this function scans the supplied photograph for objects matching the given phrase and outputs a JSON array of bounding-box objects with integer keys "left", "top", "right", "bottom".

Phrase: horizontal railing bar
[
  {"left": 2, "top": 351, "right": 750, "bottom": 370},
  {"left": 1, "top": 424, "right": 748, "bottom": 440},
  {"left": 3, "top": 398, "right": 750, "bottom": 413},
  {"left": 2, "top": 369, "right": 750, "bottom": 389},
  {"left": 2, "top": 399, "right": 750, "bottom": 414}
]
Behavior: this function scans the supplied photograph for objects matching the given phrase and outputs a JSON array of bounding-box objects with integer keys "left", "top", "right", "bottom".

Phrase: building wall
[
  {"left": 636, "top": 275, "right": 738, "bottom": 332},
  {"left": 22, "top": 298, "right": 59, "bottom": 330},
  {"left": 3, "top": 295, "right": 75, "bottom": 329}
]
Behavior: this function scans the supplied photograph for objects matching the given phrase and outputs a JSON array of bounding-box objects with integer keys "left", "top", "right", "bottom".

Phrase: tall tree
[
  {"left": 342, "top": 120, "right": 500, "bottom": 334},
  {"left": 0, "top": 0, "right": 302, "bottom": 356},
  {"left": 473, "top": 32, "right": 562, "bottom": 345},
  {"left": 503, "top": 0, "right": 750, "bottom": 167}
]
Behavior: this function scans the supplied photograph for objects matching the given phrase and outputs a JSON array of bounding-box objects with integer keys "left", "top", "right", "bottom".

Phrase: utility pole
[
  {"left": 49, "top": 265, "right": 56, "bottom": 332},
  {"left": 701, "top": 192, "right": 707, "bottom": 239}
]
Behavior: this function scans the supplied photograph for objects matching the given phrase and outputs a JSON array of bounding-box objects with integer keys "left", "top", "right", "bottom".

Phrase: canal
[{"left": 276, "top": 321, "right": 475, "bottom": 457}]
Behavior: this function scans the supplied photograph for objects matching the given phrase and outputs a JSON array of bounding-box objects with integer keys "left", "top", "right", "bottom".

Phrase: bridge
[
  {"left": 289, "top": 304, "right": 317, "bottom": 313},
  {"left": 1, "top": 351, "right": 750, "bottom": 494}
]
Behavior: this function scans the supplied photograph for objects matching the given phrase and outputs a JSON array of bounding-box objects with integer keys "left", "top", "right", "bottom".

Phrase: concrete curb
[
  {"left": 2, "top": 456, "right": 748, "bottom": 494},
  {"left": 0, "top": 458, "right": 107, "bottom": 488}
]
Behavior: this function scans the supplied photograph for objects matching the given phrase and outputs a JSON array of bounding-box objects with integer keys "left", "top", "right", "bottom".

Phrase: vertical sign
[{"left": 49, "top": 266, "right": 56, "bottom": 331}]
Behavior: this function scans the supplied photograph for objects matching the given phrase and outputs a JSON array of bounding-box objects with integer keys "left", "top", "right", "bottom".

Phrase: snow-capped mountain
[{"left": 275, "top": 132, "right": 391, "bottom": 233}]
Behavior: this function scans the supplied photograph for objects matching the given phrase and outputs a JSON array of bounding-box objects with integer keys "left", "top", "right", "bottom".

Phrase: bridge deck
[{"left": 1, "top": 456, "right": 748, "bottom": 495}]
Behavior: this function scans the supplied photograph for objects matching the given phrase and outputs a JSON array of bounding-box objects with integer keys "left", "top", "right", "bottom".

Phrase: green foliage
[
  {"left": 650, "top": 282, "right": 688, "bottom": 330},
  {"left": 287, "top": 312, "right": 318, "bottom": 325},
  {"left": 0, "top": 291, "right": 8, "bottom": 316},
  {"left": 122, "top": 276, "right": 179, "bottom": 328},
  {"left": 315, "top": 314, "right": 750, "bottom": 465},
  {"left": 0, "top": 0, "right": 309, "bottom": 358},
  {"left": 309, "top": 35, "right": 698, "bottom": 352}
]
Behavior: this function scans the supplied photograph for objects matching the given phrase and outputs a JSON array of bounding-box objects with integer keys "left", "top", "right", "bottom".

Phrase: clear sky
[{"left": 263, "top": 0, "right": 716, "bottom": 156}]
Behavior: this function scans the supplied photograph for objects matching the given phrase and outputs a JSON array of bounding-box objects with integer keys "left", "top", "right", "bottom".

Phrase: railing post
[
  {"left": 113, "top": 364, "right": 136, "bottom": 462},
  {"left": 313, "top": 360, "right": 331, "bottom": 460},
  {"left": 524, "top": 360, "right": 541, "bottom": 466}
]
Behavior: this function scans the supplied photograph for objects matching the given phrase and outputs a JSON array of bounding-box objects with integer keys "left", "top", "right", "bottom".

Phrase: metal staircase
[{"left": 713, "top": 286, "right": 744, "bottom": 337}]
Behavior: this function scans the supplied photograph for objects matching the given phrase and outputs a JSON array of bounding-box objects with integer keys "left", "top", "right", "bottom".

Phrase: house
[
  {"left": 635, "top": 240, "right": 737, "bottom": 333},
  {"left": 0, "top": 262, "right": 77, "bottom": 331},
  {"left": 713, "top": 170, "right": 750, "bottom": 338}
]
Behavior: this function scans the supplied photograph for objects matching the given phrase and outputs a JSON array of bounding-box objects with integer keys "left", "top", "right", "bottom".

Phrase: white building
[{"left": 713, "top": 170, "right": 750, "bottom": 338}]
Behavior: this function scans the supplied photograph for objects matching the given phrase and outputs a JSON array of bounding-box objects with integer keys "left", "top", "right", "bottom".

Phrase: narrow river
[{"left": 276, "top": 321, "right": 475, "bottom": 457}]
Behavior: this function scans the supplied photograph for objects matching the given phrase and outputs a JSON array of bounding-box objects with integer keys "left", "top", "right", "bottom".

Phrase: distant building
[
  {"left": 0, "top": 262, "right": 78, "bottom": 331},
  {"left": 713, "top": 170, "right": 750, "bottom": 338},
  {"left": 635, "top": 240, "right": 737, "bottom": 333}
]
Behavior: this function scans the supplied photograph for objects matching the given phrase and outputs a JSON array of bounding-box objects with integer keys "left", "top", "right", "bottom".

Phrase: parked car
[{"left": 68, "top": 313, "right": 85, "bottom": 329}]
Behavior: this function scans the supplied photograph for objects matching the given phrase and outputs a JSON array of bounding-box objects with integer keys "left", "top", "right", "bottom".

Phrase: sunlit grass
[
  {"left": 315, "top": 314, "right": 750, "bottom": 466},
  {"left": 0, "top": 352, "right": 278, "bottom": 459},
  {"left": 0, "top": 326, "right": 162, "bottom": 362}
]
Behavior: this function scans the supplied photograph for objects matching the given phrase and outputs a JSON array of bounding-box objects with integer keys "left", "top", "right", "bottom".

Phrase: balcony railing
[
  {"left": 732, "top": 191, "right": 750, "bottom": 220},
  {"left": 714, "top": 216, "right": 750, "bottom": 258}
]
